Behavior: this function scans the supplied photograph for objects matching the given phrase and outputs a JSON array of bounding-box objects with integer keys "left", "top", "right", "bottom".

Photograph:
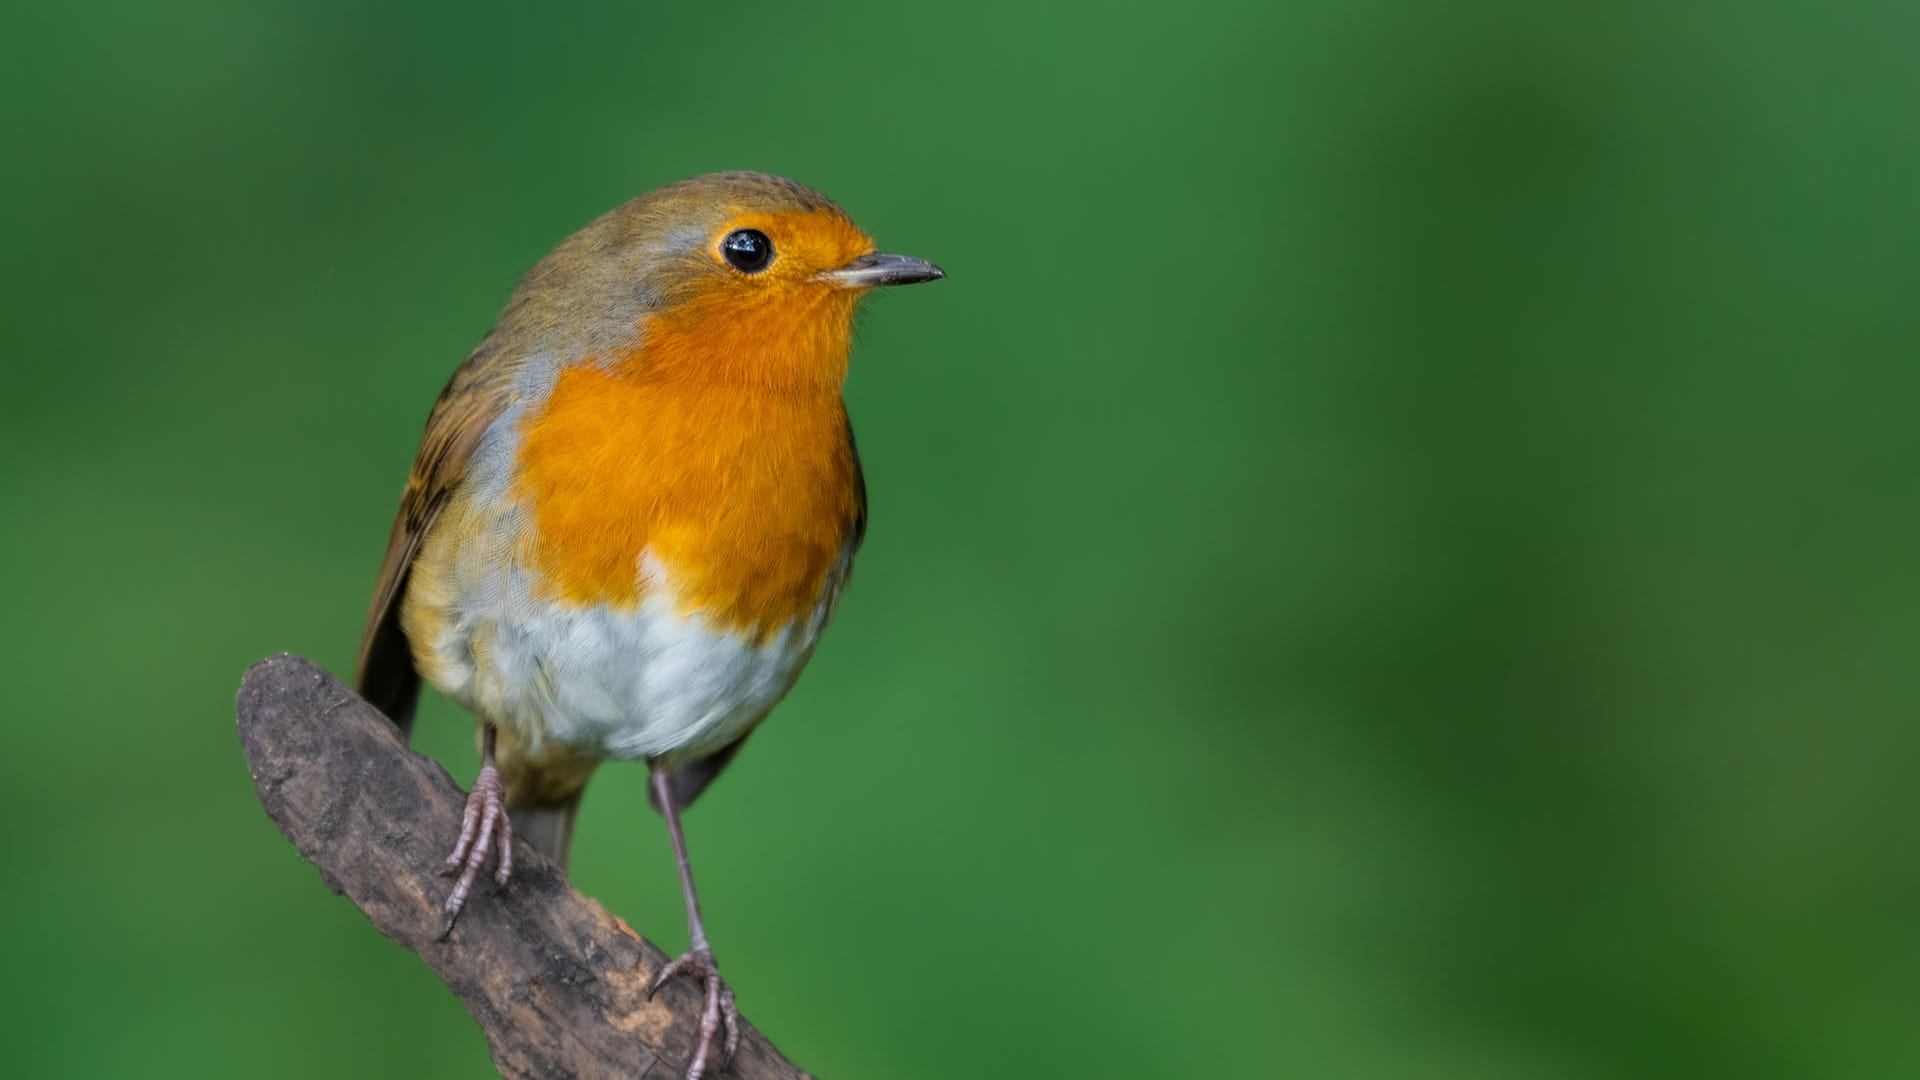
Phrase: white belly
[{"left": 409, "top": 547, "right": 840, "bottom": 763}]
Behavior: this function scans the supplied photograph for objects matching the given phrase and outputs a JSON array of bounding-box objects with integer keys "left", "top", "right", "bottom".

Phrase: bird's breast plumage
[
  {"left": 400, "top": 343, "right": 864, "bottom": 764},
  {"left": 512, "top": 358, "right": 863, "bottom": 636}
]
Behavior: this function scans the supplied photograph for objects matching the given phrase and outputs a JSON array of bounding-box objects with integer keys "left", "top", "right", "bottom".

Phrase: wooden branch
[{"left": 236, "top": 652, "right": 812, "bottom": 1080}]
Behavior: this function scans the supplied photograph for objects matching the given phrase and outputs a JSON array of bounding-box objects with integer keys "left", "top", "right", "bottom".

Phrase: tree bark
[{"left": 236, "top": 652, "right": 812, "bottom": 1080}]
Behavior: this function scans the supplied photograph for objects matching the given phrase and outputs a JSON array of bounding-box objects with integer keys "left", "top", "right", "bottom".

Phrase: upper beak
[{"left": 821, "top": 251, "right": 946, "bottom": 288}]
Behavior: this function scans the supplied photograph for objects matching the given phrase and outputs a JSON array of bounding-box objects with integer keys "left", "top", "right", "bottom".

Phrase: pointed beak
[{"left": 821, "top": 251, "right": 946, "bottom": 289}]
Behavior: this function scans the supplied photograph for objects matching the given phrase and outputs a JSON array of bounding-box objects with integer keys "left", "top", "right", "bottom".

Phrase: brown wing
[{"left": 355, "top": 339, "right": 518, "bottom": 735}]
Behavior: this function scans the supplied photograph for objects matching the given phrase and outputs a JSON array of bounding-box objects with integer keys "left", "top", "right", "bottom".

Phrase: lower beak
[{"left": 821, "top": 251, "right": 946, "bottom": 288}]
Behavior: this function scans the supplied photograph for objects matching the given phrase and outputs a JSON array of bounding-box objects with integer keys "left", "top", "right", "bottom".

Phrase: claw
[
  {"left": 442, "top": 764, "right": 511, "bottom": 931},
  {"left": 648, "top": 952, "right": 690, "bottom": 999},
  {"left": 649, "top": 946, "right": 736, "bottom": 1079}
]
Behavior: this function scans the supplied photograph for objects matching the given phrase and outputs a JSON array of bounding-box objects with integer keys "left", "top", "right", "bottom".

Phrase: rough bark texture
[{"left": 236, "top": 652, "right": 811, "bottom": 1080}]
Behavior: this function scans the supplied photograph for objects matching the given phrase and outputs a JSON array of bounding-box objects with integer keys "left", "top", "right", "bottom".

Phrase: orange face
[{"left": 639, "top": 206, "right": 880, "bottom": 389}]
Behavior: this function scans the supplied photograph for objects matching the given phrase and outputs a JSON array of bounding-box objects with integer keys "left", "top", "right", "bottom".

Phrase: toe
[
  {"left": 493, "top": 810, "right": 514, "bottom": 887},
  {"left": 720, "top": 987, "right": 741, "bottom": 1064},
  {"left": 690, "top": 976, "right": 723, "bottom": 1080},
  {"left": 648, "top": 953, "right": 689, "bottom": 999},
  {"left": 442, "top": 771, "right": 513, "bottom": 926}
]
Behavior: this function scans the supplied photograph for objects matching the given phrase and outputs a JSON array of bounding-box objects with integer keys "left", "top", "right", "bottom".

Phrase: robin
[{"left": 354, "top": 171, "right": 943, "bottom": 1078}]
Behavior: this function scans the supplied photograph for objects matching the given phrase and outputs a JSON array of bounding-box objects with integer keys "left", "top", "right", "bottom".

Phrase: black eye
[{"left": 721, "top": 228, "right": 773, "bottom": 273}]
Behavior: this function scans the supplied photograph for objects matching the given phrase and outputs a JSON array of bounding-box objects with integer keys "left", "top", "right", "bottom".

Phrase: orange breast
[{"left": 510, "top": 303, "right": 863, "bottom": 642}]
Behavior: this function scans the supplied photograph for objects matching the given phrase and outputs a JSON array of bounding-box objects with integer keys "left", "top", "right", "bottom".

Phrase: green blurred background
[{"left": 4, "top": 1, "right": 1917, "bottom": 1076}]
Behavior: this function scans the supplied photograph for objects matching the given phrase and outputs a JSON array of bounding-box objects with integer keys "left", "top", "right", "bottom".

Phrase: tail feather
[
  {"left": 356, "top": 613, "right": 422, "bottom": 738},
  {"left": 649, "top": 735, "right": 753, "bottom": 815},
  {"left": 493, "top": 725, "right": 595, "bottom": 870},
  {"left": 509, "top": 795, "right": 582, "bottom": 871}
]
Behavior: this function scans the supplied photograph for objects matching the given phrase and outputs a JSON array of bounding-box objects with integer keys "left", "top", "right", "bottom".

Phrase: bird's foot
[
  {"left": 648, "top": 945, "right": 740, "bottom": 1080},
  {"left": 440, "top": 763, "right": 512, "bottom": 936}
]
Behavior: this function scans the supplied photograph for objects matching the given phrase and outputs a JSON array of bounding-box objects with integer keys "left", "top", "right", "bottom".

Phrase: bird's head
[{"left": 501, "top": 171, "right": 942, "bottom": 388}]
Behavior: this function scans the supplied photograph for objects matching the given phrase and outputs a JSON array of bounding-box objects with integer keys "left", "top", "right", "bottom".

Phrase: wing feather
[{"left": 354, "top": 340, "right": 518, "bottom": 733}]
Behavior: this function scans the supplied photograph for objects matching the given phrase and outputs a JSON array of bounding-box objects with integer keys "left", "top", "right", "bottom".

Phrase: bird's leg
[
  {"left": 441, "top": 723, "right": 513, "bottom": 935},
  {"left": 647, "top": 766, "right": 740, "bottom": 1080}
]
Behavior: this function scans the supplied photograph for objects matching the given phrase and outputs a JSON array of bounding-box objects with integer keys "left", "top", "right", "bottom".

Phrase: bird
[{"left": 353, "top": 171, "right": 942, "bottom": 1078}]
